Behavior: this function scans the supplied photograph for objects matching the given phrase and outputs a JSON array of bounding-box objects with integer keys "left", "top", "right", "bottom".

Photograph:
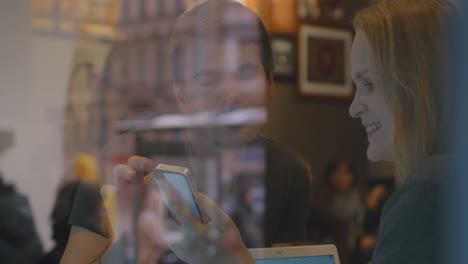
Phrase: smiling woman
[
  {"left": 351, "top": 0, "right": 452, "bottom": 179},
  {"left": 347, "top": 0, "right": 455, "bottom": 264}
]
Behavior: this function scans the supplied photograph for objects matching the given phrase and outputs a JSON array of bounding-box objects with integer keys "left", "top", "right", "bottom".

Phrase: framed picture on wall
[
  {"left": 298, "top": 23, "right": 353, "bottom": 99},
  {"left": 271, "top": 35, "right": 296, "bottom": 82}
]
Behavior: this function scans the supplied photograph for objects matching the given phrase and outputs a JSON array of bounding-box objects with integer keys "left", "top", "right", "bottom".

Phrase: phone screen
[{"left": 155, "top": 171, "right": 204, "bottom": 223}]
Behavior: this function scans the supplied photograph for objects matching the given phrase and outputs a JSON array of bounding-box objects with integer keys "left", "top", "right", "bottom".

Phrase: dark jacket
[
  {"left": 369, "top": 156, "right": 445, "bottom": 264},
  {"left": 0, "top": 188, "right": 43, "bottom": 263}
]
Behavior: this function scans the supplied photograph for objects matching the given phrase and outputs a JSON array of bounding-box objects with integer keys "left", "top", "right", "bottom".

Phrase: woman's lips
[{"left": 365, "top": 122, "right": 381, "bottom": 138}]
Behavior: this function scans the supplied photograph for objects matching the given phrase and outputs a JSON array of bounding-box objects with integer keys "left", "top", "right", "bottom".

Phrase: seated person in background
[
  {"left": 0, "top": 172, "right": 43, "bottom": 264},
  {"left": 40, "top": 181, "right": 80, "bottom": 264},
  {"left": 41, "top": 180, "right": 103, "bottom": 264},
  {"left": 43, "top": 154, "right": 103, "bottom": 263},
  {"left": 61, "top": 1, "right": 309, "bottom": 263},
  {"left": 315, "top": 160, "right": 365, "bottom": 264}
]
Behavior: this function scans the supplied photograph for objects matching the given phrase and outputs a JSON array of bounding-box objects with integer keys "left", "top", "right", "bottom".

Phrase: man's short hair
[{"left": 169, "top": 0, "right": 273, "bottom": 85}]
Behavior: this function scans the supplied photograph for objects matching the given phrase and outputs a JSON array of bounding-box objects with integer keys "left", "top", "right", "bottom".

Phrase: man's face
[
  {"left": 174, "top": 7, "right": 271, "bottom": 146},
  {"left": 180, "top": 40, "right": 269, "bottom": 111}
]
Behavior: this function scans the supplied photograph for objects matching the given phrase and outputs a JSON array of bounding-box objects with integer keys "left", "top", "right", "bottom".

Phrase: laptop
[{"left": 249, "top": 245, "right": 340, "bottom": 264}]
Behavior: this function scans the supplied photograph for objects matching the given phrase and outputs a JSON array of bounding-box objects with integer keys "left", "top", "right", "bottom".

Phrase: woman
[
  {"left": 97, "top": 0, "right": 453, "bottom": 263},
  {"left": 347, "top": 0, "right": 452, "bottom": 262}
]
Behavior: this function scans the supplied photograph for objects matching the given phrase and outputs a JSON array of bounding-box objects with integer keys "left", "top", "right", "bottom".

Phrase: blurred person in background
[
  {"left": 0, "top": 172, "right": 43, "bottom": 264},
  {"left": 42, "top": 154, "right": 103, "bottom": 264},
  {"left": 40, "top": 181, "right": 80, "bottom": 264},
  {"left": 316, "top": 160, "right": 365, "bottom": 264},
  {"left": 41, "top": 180, "right": 104, "bottom": 264}
]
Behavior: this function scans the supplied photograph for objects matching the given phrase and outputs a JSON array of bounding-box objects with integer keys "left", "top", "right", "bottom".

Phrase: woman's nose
[{"left": 349, "top": 94, "right": 367, "bottom": 118}]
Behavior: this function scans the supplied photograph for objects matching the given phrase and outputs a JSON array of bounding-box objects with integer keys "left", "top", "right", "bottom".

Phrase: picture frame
[
  {"left": 271, "top": 35, "right": 297, "bottom": 82},
  {"left": 298, "top": 23, "right": 354, "bottom": 99}
]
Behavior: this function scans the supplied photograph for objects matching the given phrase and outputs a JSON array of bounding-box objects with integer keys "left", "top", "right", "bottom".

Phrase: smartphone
[{"left": 152, "top": 164, "right": 205, "bottom": 223}]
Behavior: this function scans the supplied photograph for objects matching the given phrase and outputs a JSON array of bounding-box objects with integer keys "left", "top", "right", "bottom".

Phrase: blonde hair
[
  {"left": 73, "top": 153, "right": 99, "bottom": 181},
  {"left": 353, "top": 0, "right": 453, "bottom": 179}
]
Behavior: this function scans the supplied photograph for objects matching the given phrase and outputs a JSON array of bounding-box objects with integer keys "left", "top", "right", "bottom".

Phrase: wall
[
  {"left": 0, "top": 0, "right": 75, "bottom": 250},
  {"left": 263, "top": 0, "right": 372, "bottom": 185},
  {"left": 263, "top": 82, "right": 369, "bottom": 187}
]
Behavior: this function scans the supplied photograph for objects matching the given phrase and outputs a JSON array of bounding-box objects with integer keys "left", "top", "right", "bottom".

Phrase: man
[
  {"left": 62, "top": 1, "right": 308, "bottom": 263},
  {"left": 168, "top": 0, "right": 309, "bottom": 247}
]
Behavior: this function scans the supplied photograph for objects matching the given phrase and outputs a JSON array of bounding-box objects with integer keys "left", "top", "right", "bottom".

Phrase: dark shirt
[
  {"left": 68, "top": 180, "right": 107, "bottom": 237},
  {"left": 260, "top": 137, "right": 309, "bottom": 246},
  {"left": 370, "top": 156, "right": 444, "bottom": 264}
]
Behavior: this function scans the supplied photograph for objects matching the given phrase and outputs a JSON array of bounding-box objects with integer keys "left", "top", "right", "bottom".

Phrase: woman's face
[{"left": 349, "top": 30, "right": 394, "bottom": 162}]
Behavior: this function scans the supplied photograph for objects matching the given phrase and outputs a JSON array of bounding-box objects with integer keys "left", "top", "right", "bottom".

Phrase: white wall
[{"left": 0, "top": 0, "right": 75, "bottom": 250}]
